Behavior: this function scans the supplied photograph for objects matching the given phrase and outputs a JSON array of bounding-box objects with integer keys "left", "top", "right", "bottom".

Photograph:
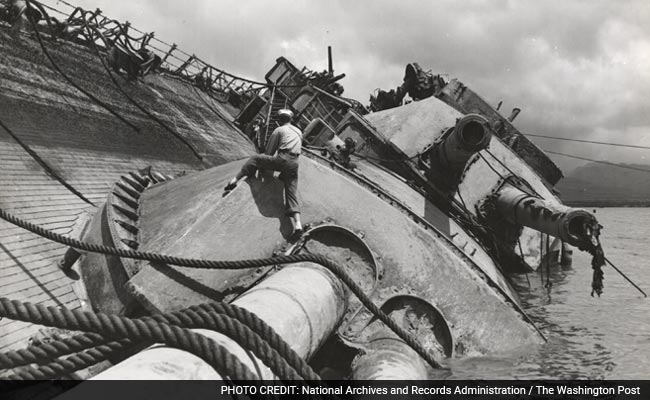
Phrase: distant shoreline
[{"left": 564, "top": 200, "right": 650, "bottom": 207}]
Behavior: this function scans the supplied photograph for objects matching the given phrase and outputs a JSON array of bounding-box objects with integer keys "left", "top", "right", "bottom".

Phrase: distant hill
[{"left": 555, "top": 162, "right": 650, "bottom": 207}]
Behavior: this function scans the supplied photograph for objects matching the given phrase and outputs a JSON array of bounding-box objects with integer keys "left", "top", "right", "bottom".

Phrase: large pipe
[
  {"left": 327, "top": 45, "right": 333, "bottom": 75},
  {"left": 496, "top": 185, "right": 599, "bottom": 249},
  {"left": 429, "top": 114, "right": 492, "bottom": 189},
  {"left": 352, "top": 338, "right": 429, "bottom": 380},
  {"left": 66, "top": 263, "right": 346, "bottom": 381},
  {"left": 351, "top": 296, "right": 450, "bottom": 380}
]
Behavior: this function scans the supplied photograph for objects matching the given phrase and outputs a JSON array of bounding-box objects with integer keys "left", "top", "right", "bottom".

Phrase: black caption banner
[{"left": 2, "top": 380, "right": 647, "bottom": 400}]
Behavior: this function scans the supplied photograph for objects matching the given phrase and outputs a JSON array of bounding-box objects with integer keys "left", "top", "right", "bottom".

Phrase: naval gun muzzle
[
  {"left": 428, "top": 114, "right": 492, "bottom": 190},
  {"left": 495, "top": 184, "right": 600, "bottom": 250}
]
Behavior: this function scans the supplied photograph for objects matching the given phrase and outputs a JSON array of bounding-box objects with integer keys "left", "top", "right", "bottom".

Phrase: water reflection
[
  {"left": 449, "top": 245, "right": 614, "bottom": 378},
  {"left": 441, "top": 209, "right": 649, "bottom": 379}
]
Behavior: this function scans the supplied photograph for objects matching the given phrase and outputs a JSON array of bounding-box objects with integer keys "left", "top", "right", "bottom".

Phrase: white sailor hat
[{"left": 278, "top": 109, "right": 294, "bottom": 118}]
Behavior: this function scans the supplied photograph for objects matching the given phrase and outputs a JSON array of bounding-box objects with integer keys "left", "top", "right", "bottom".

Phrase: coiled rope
[
  {"left": 2, "top": 304, "right": 317, "bottom": 381},
  {"left": 0, "top": 207, "right": 444, "bottom": 370},
  {"left": 0, "top": 298, "right": 257, "bottom": 380},
  {"left": 5, "top": 338, "right": 137, "bottom": 380},
  {"left": 2, "top": 301, "right": 320, "bottom": 380}
]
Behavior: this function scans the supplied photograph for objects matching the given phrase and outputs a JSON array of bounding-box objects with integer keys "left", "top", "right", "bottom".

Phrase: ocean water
[{"left": 446, "top": 207, "right": 650, "bottom": 379}]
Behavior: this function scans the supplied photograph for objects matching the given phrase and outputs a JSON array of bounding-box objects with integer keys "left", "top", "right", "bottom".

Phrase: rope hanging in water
[{"left": 0, "top": 207, "right": 445, "bottom": 371}]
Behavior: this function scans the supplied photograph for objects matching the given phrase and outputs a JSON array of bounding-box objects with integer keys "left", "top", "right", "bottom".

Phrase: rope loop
[{"left": 0, "top": 207, "right": 444, "bottom": 378}]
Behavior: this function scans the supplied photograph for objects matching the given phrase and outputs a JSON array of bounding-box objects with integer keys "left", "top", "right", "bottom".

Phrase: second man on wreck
[{"left": 225, "top": 109, "right": 303, "bottom": 239}]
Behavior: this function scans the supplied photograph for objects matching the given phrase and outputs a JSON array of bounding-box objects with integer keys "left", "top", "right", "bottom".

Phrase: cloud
[{"left": 49, "top": 0, "right": 650, "bottom": 171}]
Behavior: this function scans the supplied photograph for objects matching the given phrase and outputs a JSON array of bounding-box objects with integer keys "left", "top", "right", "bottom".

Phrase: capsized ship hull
[
  {"left": 0, "top": 0, "right": 598, "bottom": 382},
  {"left": 240, "top": 56, "right": 599, "bottom": 280},
  {"left": 72, "top": 150, "right": 543, "bottom": 379},
  {"left": 0, "top": 19, "right": 252, "bottom": 353}
]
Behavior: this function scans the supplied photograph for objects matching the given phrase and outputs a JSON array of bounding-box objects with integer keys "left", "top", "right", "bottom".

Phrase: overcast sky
[{"left": 48, "top": 0, "right": 650, "bottom": 173}]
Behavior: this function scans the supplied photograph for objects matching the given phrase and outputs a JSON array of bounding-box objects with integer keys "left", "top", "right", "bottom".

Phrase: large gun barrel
[
  {"left": 495, "top": 185, "right": 599, "bottom": 249},
  {"left": 428, "top": 114, "right": 492, "bottom": 190}
]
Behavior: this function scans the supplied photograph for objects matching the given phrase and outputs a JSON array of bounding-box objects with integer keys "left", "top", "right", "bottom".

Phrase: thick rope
[
  {"left": 0, "top": 299, "right": 257, "bottom": 380},
  {"left": 150, "top": 307, "right": 309, "bottom": 380},
  {"left": 6, "top": 339, "right": 137, "bottom": 380},
  {"left": 0, "top": 301, "right": 316, "bottom": 380},
  {"left": 194, "top": 303, "right": 318, "bottom": 379},
  {"left": 1, "top": 304, "right": 318, "bottom": 381},
  {"left": 0, "top": 207, "right": 444, "bottom": 370},
  {"left": 0, "top": 332, "right": 108, "bottom": 368},
  {"left": 0, "top": 306, "right": 317, "bottom": 382}
]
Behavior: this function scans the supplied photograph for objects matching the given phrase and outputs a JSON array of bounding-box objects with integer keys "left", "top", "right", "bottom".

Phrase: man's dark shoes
[{"left": 224, "top": 181, "right": 237, "bottom": 191}]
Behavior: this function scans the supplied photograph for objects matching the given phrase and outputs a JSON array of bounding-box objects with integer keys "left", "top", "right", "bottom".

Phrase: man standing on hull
[{"left": 225, "top": 109, "right": 303, "bottom": 239}]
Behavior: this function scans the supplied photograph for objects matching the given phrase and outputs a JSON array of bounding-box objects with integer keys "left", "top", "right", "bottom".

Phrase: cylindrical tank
[
  {"left": 429, "top": 114, "right": 492, "bottom": 189},
  {"left": 71, "top": 263, "right": 346, "bottom": 381},
  {"left": 352, "top": 338, "right": 429, "bottom": 380},
  {"left": 350, "top": 295, "right": 452, "bottom": 380},
  {"left": 496, "top": 185, "right": 599, "bottom": 249}
]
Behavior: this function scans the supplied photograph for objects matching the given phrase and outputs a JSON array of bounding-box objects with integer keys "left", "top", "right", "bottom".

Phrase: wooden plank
[
  {"left": 0, "top": 223, "right": 76, "bottom": 243},
  {"left": 0, "top": 258, "right": 67, "bottom": 287},
  {"left": 0, "top": 295, "right": 79, "bottom": 350},
  {"left": 8, "top": 240, "right": 67, "bottom": 265},
  {"left": 0, "top": 254, "right": 62, "bottom": 278},
  {"left": 0, "top": 215, "right": 79, "bottom": 235},
  {"left": 0, "top": 234, "right": 67, "bottom": 249},
  {"left": 3, "top": 203, "right": 91, "bottom": 215},
  {"left": 0, "top": 193, "right": 87, "bottom": 203},
  {"left": 0, "top": 198, "right": 91, "bottom": 210},
  {"left": 0, "top": 270, "right": 72, "bottom": 297}
]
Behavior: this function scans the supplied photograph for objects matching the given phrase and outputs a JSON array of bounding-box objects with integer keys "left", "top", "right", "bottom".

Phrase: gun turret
[
  {"left": 427, "top": 114, "right": 492, "bottom": 191},
  {"left": 494, "top": 184, "right": 600, "bottom": 250}
]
